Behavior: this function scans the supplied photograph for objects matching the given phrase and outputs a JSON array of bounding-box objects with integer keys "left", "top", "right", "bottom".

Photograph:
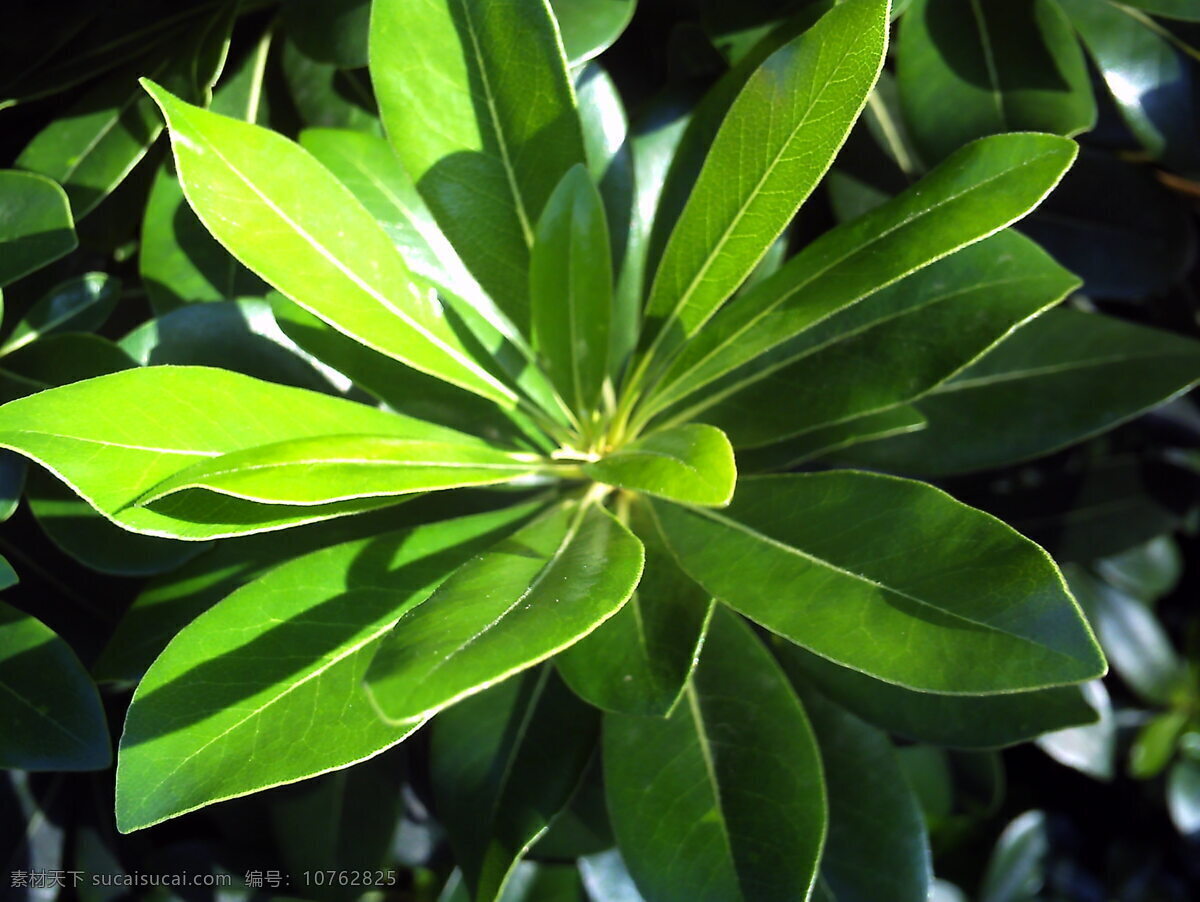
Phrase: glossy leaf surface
[
  {"left": 647, "top": 133, "right": 1077, "bottom": 417},
  {"left": 557, "top": 498, "right": 713, "bottom": 716},
  {"left": 115, "top": 503, "right": 538, "bottom": 832},
  {"left": 740, "top": 406, "right": 925, "bottom": 472},
  {"left": 369, "top": 0, "right": 587, "bottom": 332},
  {"left": 654, "top": 472, "right": 1105, "bottom": 693},
  {"left": 0, "top": 170, "right": 76, "bottom": 287},
  {"left": 0, "top": 599, "right": 111, "bottom": 772},
  {"left": 144, "top": 82, "right": 516, "bottom": 407},
  {"left": 0, "top": 366, "right": 468, "bottom": 539},
  {"left": 531, "top": 166, "right": 613, "bottom": 418},
  {"left": 605, "top": 607, "right": 826, "bottom": 902},
  {"left": 584, "top": 424, "right": 735, "bottom": 506},
  {"left": 0, "top": 273, "right": 118, "bottom": 354},
  {"left": 840, "top": 309, "right": 1200, "bottom": 475},
  {"left": 549, "top": 0, "right": 637, "bottom": 64},
  {"left": 432, "top": 668, "right": 598, "bottom": 902},
  {"left": 642, "top": 0, "right": 889, "bottom": 351},
  {"left": 896, "top": 0, "right": 1095, "bottom": 164},
  {"left": 365, "top": 501, "right": 644, "bottom": 725}
]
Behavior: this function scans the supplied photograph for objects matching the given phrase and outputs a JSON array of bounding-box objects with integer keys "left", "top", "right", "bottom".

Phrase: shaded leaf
[{"left": 0, "top": 170, "right": 76, "bottom": 287}]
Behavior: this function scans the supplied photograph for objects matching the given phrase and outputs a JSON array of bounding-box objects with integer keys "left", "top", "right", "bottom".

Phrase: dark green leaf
[
  {"left": 654, "top": 472, "right": 1105, "bottom": 694},
  {"left": 282, "top": 37, "right": 382, "bottom": 133},
  {"left": 115, "top": 502, "right": 539, "bottom": 832},
  {"left": 897, "top": 0, "right": 1095, "bottom": 164},
  {"left": 740, "top": 406, "right": 926, "bottom": 472},
  {"left": 1168, "top": 760, "right": 1200, "bottom": 836},
  {"left": 432, "top": 668, "right": 598, "bottom": 902},
  {"left": 0, "top": 273, "right": 118, "bottom": 353},
  {"left": 978, "top": 811, "right": 1049, "bottom": 902},
  {"left": 840, "top": 309, "right": 1200, "bottom": 475},
  {"left": 549, "top": 0, "right": 637, "bottom": 64},
  {"left": 776, "top": 641, "right": 1098, "bottom": 749},
  {"left": 365, "top": 500, "right": 644, "bottom": 726},
  {"left": 0, "top": 170, "right": 76, "bottom": 287},
  {"left": 0, "top": 599, "right": 111, "bottom": 771},
  {"left": 557, "top": 497, "right": 712, "bottom": 716},
  {"left": 283, "top": 0, "right": 370, "bottom": 68},
  {"left": 604, "top": 607, "right": 826, "bottom": 902}
]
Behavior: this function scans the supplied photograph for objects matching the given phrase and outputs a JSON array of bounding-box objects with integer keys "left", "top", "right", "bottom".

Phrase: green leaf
[
  {"left": 740, "top": 406, "right": 926, "bottom": 472},
  {"left": 1118, "top": 0, "right": 1200, "bottom": 21},
  {"left": 584, "top": 424, "right": 736, "bottom": 506},
  {"left": 896, "top": 0, "right": 1095, "bottom": 164},
  {"left": 604, "top": 607, "right": 826, "bottom": 902},
  {"left": 283, "top": 0, "right": 370, "bottom": 68},
  {"left": 139, "top": 161, "right": 266, "bottom": 311},
  {"left": 0, "top": 333, "right": 138, "bottom": 402},
  {"left": 282, "top": 37, "right": 382, "bottom": 133},
  {"left": 978, "top": 811, "right": 1049, "bottom": 902},
  {"left": 531, "top": 165, "right": 613, "bottom": 421},
  {"left": 365, "top": 499, "right": 644, "bottom": 725},
  {"left": 549, "top": 0, "right": 637, "bottom": 64},
  {"left": 1130, "top": 710, "right": 1188, "bottom": 779},
  {"left": 115, "top": 502, "right": 539, "bottom": 832},
  {"left": 557, "top": 497, "right": 713, "bottom": 716},
  {"left": 369, "top": 0, "right": 587, "bottom": 333},
  {"left": 641, "top": 0, "right": 889, "bottom": 355},
  {"left": 0, "top": 599, "right": 111, "bottom": 771},
  {"left": 777, "top": 642, "right": 1098, "bottom": 749},
  {"left": 0, "top": 366, "right": 481, "bottom": 540},
  {"left": 142, "top": 81, "right": 517, "bottom": 408},
  {"left": 838, "top": 309, "right": 1200, "bottom": 476},
  {"left": 1095, "top": 536, "right": 1183, "bottom": 604},
  {"left": 432, "top": 667, "right": 598, "bottom": 902},
  {"left": 0, "top": 273, "right": 119, "bottom": 355},
  {"left": 1058, "top": 0, "right": 1200, "bottom": 170},
  {"left": 0, "top": 170, "right": 76, "bottom": 287},
  {"left": 135, "top": 434, "right": 544, "bottom": 509},
  {"left": 683, "top": 228, "right": 1077, "bottom": 448},
  {"left": 653, "top": 472, "right": 1105, "bottom": 694},
  {"left": 1065, "top": 565, "right": 1188, "bottom": 706},
  {"left": 645, "top": 133, "right": 1078, "bottom": 419},
  {"left": 796, "top": 686, "right": 931, "bottom": 902}
]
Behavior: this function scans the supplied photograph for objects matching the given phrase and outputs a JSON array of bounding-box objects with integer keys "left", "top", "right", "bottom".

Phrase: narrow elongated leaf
[
  {"left": 0, "top": 170, "right": 76, "bottom": 286},
  {"left": 365, "top": 500, "right": 644, "bottom": 725},
  {"left": 740, "top": 406, "right": 925, "bottom": 471},
  {"left": 584, "top": 424, "right": 735, "bottom": 506},
  {"left": 137, "top": 435, "right": 544, "bottom": 508},
  {"left": 370, "top": 0, "right": 587, "bottom": 332},
  {"left": 0, "top": 366, "right": 480, "bottom": 539},
  {"left": 432, "top": 668, "right": 599, "bottom": 902},
  {"left": 776, "top": 642, "right": 1097, "bottom": 749},
  {"left": 549, "top": 0, "right": 637, "bottom": 64},
  {"left": 797, "top": 686, "right": 931, "bottom": 902},
  {"left": 142, "top": 81, "right": 517, "bottom": 408},
  {"left": 646, "top": 133, "right": 1077, "bottom": 418},
  {"left": 1, "top": 274, "right": 118, "bottom": 356},
  {"left": 839, "top": 309, "right": 1200, "bottom": 476},
  {"left": 1059, "top": 0, "right": 1200, "bottom": 170},
  {"left": 532, "top": 166, "right": 613, "bottom": 419},
  {"left": 896, "top": 0, "right": 1095, "bottom": 164},
  {"left": 557, "top": 498, "right": 713, "bottom": 716},
  {"left": 115, "top": 502, "right": 540, "bottom": 832},
  {"left": 683, "top": 229, "right": 1077, "bottom": 447},
  {"left": 641, "top": 0, "right": 889, "bottom": 353},
  {"left": 139, "top": 161, "right": 266, "bottom": 311},
  {"left": 0, "top": 599, "right": 112, "bottom": 772},
  {"left": 653, "top": 472, "right": 1105, "bottom": 694},
  {"left": 1119, "top": 0, "right": 1200, "bottom": 19},
  {"left": 604, "top": 607, "right": 826, "bottom": 902}
]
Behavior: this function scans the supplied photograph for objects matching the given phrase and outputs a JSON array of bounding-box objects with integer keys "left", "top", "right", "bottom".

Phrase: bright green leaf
[
  {"left": 365, "top": 499, "right": 644, "bottom": 725},
  {"left": 584, "top": 424, "right": 735, "bottom": 506},
  {"left": 115, "top": 502, "right": 539, "bottom": 832},
  {"left": 143, "top": 81, "right": 517, "bottom": 408}
]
